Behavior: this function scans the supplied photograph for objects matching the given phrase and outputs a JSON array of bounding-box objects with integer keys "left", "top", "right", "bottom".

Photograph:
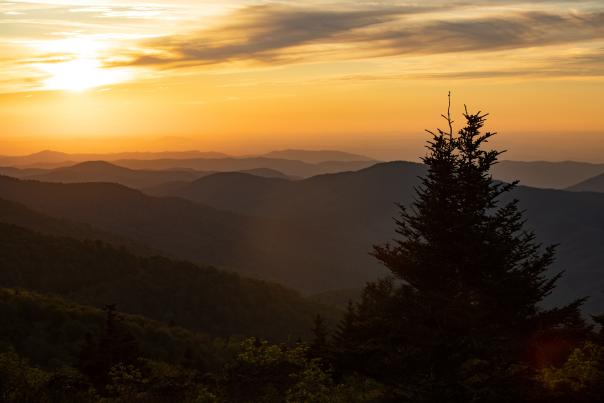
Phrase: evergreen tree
[
  {"left": 310, "top": 314, "right": 329, "bottom": 362},
  {"left": 593, "top": 313, "right": 604, "bottom": 342},
  {"left": 334, "top": 96, "right": 587, "bottom": 402},
  {"left": 78, "top": 304, "right": 140, "bottom": 391}
]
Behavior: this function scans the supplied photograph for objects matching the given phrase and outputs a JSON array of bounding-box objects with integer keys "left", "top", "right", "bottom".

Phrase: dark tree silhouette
[
  {"left": 310, "top": 314, "right": 329, "bottom": 361},
  {"left": 334, "top": 95, "right": 587, "bottom": 402},
  {"left": 78, "top": 304, "right": 140, "bottom": 390}
]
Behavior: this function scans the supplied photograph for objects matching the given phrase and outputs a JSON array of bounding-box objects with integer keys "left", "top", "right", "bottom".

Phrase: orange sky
[{"left": 1, "top": 1, "right": 603, "bottom": 161}]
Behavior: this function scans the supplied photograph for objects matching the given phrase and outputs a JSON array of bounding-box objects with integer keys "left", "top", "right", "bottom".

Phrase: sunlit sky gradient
[{"left": 1, "top": 0, "right": 603, "bottom": 160}]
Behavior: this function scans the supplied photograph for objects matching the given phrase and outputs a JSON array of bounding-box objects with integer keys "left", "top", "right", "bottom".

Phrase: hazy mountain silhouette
[
  {"left": 567, "top": 172, "right": 604, "bottom": 193},
  {"left": 4, "top": 149, "right": 604, "bottom": 188},
  {"left": 0, "top": 150, "right": 229, "bottom": 167},
  {"left": 1, "top": 161, "right": 294, "bottom": 190},
  {"left": 143, "top": 169, "right": 295, "bottom": 196},
  {"left": 156, "top": 161, "right": 604, "bottom": 314},
  {"left": 0, "top": 149, "right": 372, "bottom": 170},
  {"left": 142, "top": 180, "right": 191, "bottom": 196},
  {"left": 0, "top": 198, "right": 156, "bottom": 256},
  {"left": 27, "top": 161, "right": 205, "bottom": 189},
  {"left": 1, "top": 155, "right": 368, "bottom": 180},
  {"left": 0, "top": 175, "right": 364, "bottom": 290},
  {"left": 143, "top": 169, "right": 295, "bottom": 198},
  {"left": 166, "top": 173, "right": 294, "bottom": 212},
  {"left": 165, "top": 162, "right": 423, "bottom": 221},
  {"left": 0, "top": 150, "right": 72, "bottom": 166},
  {"left": 0, "top": 166, "right": 47, "bottom": 178},
  {"left": 238, "top": 167, "right": 295, "bottom": 179},
  {"left": 260, "top": 149, "right": 374, "bottom": 163},
  {"left": 492, "top": 160, "right": 604, "bottom": 189},
  {"left": 112, "top": 157, "right": 376, "bottom": 178}
]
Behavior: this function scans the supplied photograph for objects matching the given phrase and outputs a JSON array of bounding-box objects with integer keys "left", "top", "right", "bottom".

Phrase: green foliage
[
  {"left": 0, "top": 259, "right": 597, "bottom": 403},
  {"left": 0, "top": 350, "right": 49, "bottom": 403},
  {"left": 0, "top": 350, "right": 97, "bottom": 403},
  {"left": 221, "top": 338, "right": 309, "bottom": 402},
  {"left": 105, "top": 363, "right": 148, "bottom": 400},
  {"left": 0, "top": 288, "right": 229, "bottom": 371},
  {"left": 221, "top": 338, "right": 385, "bottom": 403},
  {"left": 0, "top": 298, "right": 383, "bottom": 403},
  {"left": 44, "top": 367, "right": 98, "bottom": 403},
  {"left": 285, "top": 361, "right": 334, "bottom": 403},
  {"left": 539, "top": 341, "right": 604, "bottom": 401}
]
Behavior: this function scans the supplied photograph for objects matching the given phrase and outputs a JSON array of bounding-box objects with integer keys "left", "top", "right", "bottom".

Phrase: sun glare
[
  {"left": 36, "top": 37, "right": 131, "bottom": 92},
  {"left": 42, "top": 58, "right": 127, "bottom": 92}
]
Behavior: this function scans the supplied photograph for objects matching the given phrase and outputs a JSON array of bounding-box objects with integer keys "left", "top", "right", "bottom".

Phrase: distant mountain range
[
  {"left": 2, "top": 149, "right": 604, "bottom": 189},
  {"left": 262, "top": 149, "right": 373, "bottom": 163},
  {"left": 0, "top": 150, "right": 229, "bottom": 167},
  {"left": 1, "top": 162, "right": 604, "bottom": 315},
  {"left": 493, "top": 160, "right": 604, "bottom": 189},
  {"left": 0, "top": 149, "right": 376, "bottom": 168},
  {"left": 152, "top": 162, "right": 604, "bottom": 315},
  {"left": 0, "top": 161, "right": 295, "bottom": 190},
  {"left": 0, "top": 150, "right": 378, "bottom": 179},
  {"left": 567, "top": 173, "right": 604, "bottom": 193},
  {"left": 112, "top": 158, "right": 377, "bottom": 178},
  {"left": 27, "top": 161, "right": 204, "bottom": 189},
  {"left": 0, "top": 198, "right": 156, "bottom": 256},
  {"left": 0, "top": 174, "right": 360, "bottom": 291}
]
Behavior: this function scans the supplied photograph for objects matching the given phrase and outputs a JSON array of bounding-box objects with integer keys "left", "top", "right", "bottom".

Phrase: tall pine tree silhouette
[
  {"left": 310, "top": 314, "right": 329, "bottom": 360},
  {"left": 334, "top": 95, "right": 586, "bottom": 402},
  {"left": 79, "top": 304, "right": 140, "bottom": 390}
]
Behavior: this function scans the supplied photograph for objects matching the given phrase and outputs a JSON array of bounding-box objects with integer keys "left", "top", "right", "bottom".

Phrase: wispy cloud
[
  {"left": 117, "top": 4, "right": 604, "bottom": 75},
  {"left": 0, "top": 2, "right": 186, "bottom": 38},
  {"left": 371, "top": 11, "right": 604, "bottom": 55},
  {"left": 121, "top": 4, "right": 440, "bottom": 66}
]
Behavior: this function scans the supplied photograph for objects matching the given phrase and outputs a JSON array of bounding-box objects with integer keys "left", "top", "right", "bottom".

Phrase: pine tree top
[{"left": 372, "top": 95, "right": 584, "bottom": 334}]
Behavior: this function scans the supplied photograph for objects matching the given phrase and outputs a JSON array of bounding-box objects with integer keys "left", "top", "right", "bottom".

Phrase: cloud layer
[
  {"left": 1, "top": 0, "right": 604, "bottom": 92},
  {"left": 111, "top": 3, "right": 604, "bottom": 79}
]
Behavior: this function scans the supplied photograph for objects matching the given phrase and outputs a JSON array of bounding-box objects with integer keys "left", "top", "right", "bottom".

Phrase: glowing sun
[{"left": 37, "top": 37, "right": 131, "bottom": 92}]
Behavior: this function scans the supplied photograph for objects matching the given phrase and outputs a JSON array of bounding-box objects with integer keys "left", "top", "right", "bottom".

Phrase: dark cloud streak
[
  {"left": 123, "top": 4, "right": 439, "bottom": 66},
  {"left": 369, "top": 11, "right": 604, "bottom": 55},
  {"left": 119, "top": 4, "right": 604, "bottom": 74}
]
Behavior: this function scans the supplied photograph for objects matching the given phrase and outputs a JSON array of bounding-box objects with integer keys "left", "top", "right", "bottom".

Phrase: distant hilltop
[
  {"left": 0, "top": 149, "right": 376, "bottom": 168},
  {"left": 0, "top": 150, "right": 230, "bottom": 168},
  {"left": 261, "top": 149, "right": 375, "bottom": 163},
  {"left": 3, "top": 149, "right": 604, "bottom": 189}
]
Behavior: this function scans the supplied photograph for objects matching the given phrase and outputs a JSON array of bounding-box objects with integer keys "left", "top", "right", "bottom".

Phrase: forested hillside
[
  {"left": 0, "top": 198, "right": 156, "bottom": 255},
  {"left": 0, "top": 288, "right": 227, "bottom": 370},
  {"left": 0, "top": 223, "right": 336, "bottom": 340},
  {"left": 0, "top": 175, "right": 370, "bottom": 290}
]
